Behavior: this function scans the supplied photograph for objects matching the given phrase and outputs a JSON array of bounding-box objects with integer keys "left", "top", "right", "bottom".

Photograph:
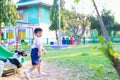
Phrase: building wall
[
  {"left": 23, "top": 9, "right": 28, "bottom": 21},
  {"left": 28, "top": 4, "right": 39, "bottom": 24},
  {"left": 40, "top": 4, "right": 50, "bottom": 24},
  {"left": 18, "top": 4, "right": 50, "bottom": 24},
  {"left": 17, "top": 4, "right": 56, "bottom": 44}
]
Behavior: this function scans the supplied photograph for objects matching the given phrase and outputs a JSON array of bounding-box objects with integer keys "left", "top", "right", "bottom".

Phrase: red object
[{"left": 70, "top": 37, "right": 74, "bottom": 45}]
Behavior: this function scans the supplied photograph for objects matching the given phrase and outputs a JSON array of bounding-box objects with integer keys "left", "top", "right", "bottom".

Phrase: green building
[{"left": 17, "top": 0, "right": 56, "bottom": 43}]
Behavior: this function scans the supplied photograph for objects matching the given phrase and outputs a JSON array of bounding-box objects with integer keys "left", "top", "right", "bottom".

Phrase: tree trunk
[
  {"left": 76, "top": 23, "right": 86, "bottom": 44},
  {"left": 55, "top": 30, "right": 59, "bottom": 44},
  {"left": 92, "top": 0, "right": 110, "bottom": 42},
  {"left": 93, "top": 0, "right": 120, "bottom": 78}
]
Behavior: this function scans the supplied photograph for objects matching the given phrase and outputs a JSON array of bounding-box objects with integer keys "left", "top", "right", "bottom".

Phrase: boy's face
[{"left": 35, "top": 31, "right": 42, "bottom": 38}]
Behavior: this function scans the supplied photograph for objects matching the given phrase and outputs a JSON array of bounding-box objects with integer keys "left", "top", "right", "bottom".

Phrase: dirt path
[{"left": 0, "top": 61, "right": 71, "bottom": 80}]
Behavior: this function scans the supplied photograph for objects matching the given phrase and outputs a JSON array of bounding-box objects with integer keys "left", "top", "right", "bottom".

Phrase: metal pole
[
  {"left": 59, "top": 0, "right": 61, "bottom": 30},
  {"left": 58, "top": 0, "right": 62, "bottom": 45}
]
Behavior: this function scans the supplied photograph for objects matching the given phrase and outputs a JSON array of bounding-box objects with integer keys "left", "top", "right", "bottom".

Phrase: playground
[
  {"left": 0, "top": 45, "right": 119, "bottom": 80},
  {"left": 1, "top": 0, "right": 120, "bottom": 80},
  {"left": 0, "top": 24, "right": 120, "bottom": 80},
  {"left": 0, "top": 61, "right": 71, "bottom": 80}
]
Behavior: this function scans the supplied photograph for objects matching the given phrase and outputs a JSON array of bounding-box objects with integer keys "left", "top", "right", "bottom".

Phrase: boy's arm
[
  {"left": 41, "top": 46, "right": 47, "bottom": 55},
  {"left": 38, "top": 44, "right": 42, "bottom": 56},
  {"left": 38, "top": 44, "right": 47, "bottom": 56}
]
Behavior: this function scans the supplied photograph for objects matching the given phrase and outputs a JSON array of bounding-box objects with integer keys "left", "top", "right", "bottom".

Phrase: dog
[{"left": 0, "top": 50, "right": 27, "bottom": 76}]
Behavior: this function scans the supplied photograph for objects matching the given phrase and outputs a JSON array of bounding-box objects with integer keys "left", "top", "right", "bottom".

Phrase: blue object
[
  {"left": 50, "top": 42, "right": 54, "bottom": 45},
  {"left": 51, "top": 45, "right": 68, "bottom": 49},
  {"left": 62, "top": 37, "right": 66, "bottom": 44}
]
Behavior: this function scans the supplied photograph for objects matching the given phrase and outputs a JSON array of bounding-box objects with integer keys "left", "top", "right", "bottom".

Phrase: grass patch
[{"left": 41, "top": 45, "right": 119, "bottom": 80}]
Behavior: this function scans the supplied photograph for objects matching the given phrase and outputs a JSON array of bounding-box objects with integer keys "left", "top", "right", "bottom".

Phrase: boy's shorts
[{"left": 31, "top": 48, "right": 41, "bottom": 65}]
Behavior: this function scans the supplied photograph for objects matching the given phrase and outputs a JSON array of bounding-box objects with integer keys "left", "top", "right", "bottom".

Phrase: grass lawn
[{"left": 41, "top": 45, "right": 119, "bottom": 80}]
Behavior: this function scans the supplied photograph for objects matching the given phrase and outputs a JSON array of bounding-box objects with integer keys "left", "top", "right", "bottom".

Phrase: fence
[
  {"left": 46, "top": 37, "right": 120, "bottom": 45},
  {"left": 3, "top": 37, "right": 120, "bottom": 51},
  {"left": 2, "top": 38, "right": 33, "bottom": 51},
  {"left": 83, "top": 37, "right": 120, "bottom": 44}
]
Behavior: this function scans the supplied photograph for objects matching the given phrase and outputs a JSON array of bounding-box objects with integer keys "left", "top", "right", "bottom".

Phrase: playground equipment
[
  {"left": 18, "top": 28, "right": 26, "bottom": 38},
  {"left": 16, "top": 26, "right": 33, "bottom": 50},
  {"left": 1, "top": 20, "right": 34, "bottom": 50},
  {"left": 0, "top": 45, "right": 25, "bottom": 63},
  {"left": 0, "top": 46, "right": 13, "bottom": 58},
  {"left": 6, "top": 30, "right": 14, "bottom": 39}
]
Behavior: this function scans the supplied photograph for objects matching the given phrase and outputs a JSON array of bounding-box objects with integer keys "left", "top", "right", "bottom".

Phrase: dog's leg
[
  {"left": 0, "top": 61, "right": 4, "bottom": 77},
  {"left": 14, "top": 67, "right": 17, "bottom": 74}
]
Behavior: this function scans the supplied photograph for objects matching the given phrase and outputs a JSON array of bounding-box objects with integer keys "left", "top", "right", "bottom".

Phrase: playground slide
[
  {"left": 0, "top": 46, "right": 14, "bottom": 59},
  {"left": 0, "top": 46, "right": 25, "bottom": 64}
]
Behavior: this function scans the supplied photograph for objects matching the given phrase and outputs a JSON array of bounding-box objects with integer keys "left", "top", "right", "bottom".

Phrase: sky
[
  {"left": 64, "top": 0, "right": 120, "bottom": 23},
  {"left": 14, "top": 0, "right": 120, "bottom": 23}
]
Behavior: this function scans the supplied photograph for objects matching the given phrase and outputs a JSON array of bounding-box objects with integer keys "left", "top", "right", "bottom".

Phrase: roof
[
  {"left": 17, "top": 0, "right": 53, "bottom": 7},
  {"left": 16, "top": 20, "right": 31, "bottom": 24},
  {"left": 17, "top": 0, "right": 34, "bottom": 3}
]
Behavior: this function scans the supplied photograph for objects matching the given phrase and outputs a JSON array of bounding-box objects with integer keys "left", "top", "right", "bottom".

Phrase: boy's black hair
[{"left": 34, "top": 28, "right": 42, "bottom": 34}]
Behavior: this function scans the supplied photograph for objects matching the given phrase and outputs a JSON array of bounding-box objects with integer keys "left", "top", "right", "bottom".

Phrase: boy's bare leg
[
  {"left": 24, "top": 65, "right": 37, "bottom": 79},
  {"left": 37, "top": 65, "right": 41, "bottom": 73},
  {"left": 29, "top": 65, "right": 37, "bottom": 72}
]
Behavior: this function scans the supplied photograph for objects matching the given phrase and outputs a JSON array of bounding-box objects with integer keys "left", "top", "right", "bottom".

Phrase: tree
[
  {"left": 101, "top": 9, "right": 115, "bottom": 35},
  {"left": 92, "top": 0, "right": 120, "bottom": 78},
  {"left": 89, "top": 9, "right": 120, "bottom": 36},
  {"left": 49, "top": 0, "right": 64, "bottom": 44},
  {"left": 64, "top": 8, "right": 90, "bottom": 44},
  {"left": 75, "top": 0, "right": 120, "bottom": 78},
  {"left": 89, "top": 9, "right": 115, "bottom": 35},
  {"left": 112, "top": 23, "right": 120, "bottom": 36},
  {"left": 89, "top": 16, "right": 101, "bottom": 35},
  {"left": 112, "top": 23, "right": 120, "bottom": 32},
  {"left": 0, "top": 0, "right": 19, "bottom": 42}
]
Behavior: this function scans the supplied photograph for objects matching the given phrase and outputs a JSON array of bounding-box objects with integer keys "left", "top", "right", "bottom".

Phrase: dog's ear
[
  {"left": 18, "top": 51, "right": 23, "bottom": 55},
  {"left": 15, "top": 50, "right": 20, "bottom": 53},
  {"left": 22, "top": 51, "right": 27, "bottom": 57},
  {"left": 18, "top": 51, "right": 27, "bottom": 57},
  {"left": 15, "top": 50, "right": 18, "bottom": 53}
]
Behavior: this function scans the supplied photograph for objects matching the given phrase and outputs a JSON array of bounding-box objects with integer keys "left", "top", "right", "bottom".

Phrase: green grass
[
  {"left": 4, "top": 44, "right": 120, "bottom": 79},
  {"left": 41, "top": 45, "right": 120, "bottom": 80}
]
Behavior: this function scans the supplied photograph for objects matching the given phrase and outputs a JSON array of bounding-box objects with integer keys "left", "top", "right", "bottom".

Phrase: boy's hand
[
  {"left": 44, "top": 50, "right": 47, "bottom": 55},
  {"left": 38, "top": 52, "right": 41, "bottom": 57}
]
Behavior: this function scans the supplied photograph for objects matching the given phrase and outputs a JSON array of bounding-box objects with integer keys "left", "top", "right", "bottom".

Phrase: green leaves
[
  {"left": 49, "top": 0, "right": 59, "bottom": 31},
  {"left": 0, "top": 0, "right": 20, "bottom": 26},
  {"left": 74, "top": 0, "right": 80, "bottom": 3},
  {"left": 99, "top": 36, "right": 105, "bottom": 44},
  {"left": 90, "top": 0, "right": 94, "bottom": 2},
  {"left": 91, "top": 45, "right": 97, "bottom": 50},
  {"left": 89, "top": 64, "right": 104, "bottom": 72},
  {"left": 49, "top": 0, "right": 64, "bottom": 31}
]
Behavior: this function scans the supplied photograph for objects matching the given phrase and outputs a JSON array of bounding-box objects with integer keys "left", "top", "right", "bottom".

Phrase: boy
[{"left": 24, "top": 28, "right": 47, "bottom": 79}]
